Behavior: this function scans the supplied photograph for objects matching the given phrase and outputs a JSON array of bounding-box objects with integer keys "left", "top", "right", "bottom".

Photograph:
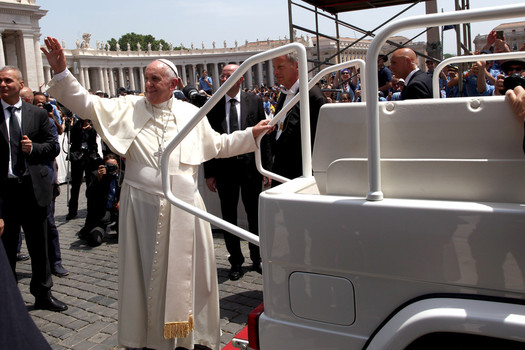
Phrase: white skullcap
[{"left": 157, "top": 59, "right": 178, "bottom": 78}]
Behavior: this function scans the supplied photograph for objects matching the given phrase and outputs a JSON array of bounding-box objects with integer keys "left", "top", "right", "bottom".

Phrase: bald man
[
  {"left": 389, "top": 48, "right": 433, "bottom": 99},
  {"left": 20, "top": 86, "right": 34, "bottom": 104},
  {"left": 203, "top": 64, "right": 271, "bottom": 280}
]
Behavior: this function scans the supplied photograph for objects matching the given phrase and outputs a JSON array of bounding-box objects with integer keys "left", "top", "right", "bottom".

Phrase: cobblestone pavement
[{"left": 16, "top": 183, "right": 263, "bottom": 349}]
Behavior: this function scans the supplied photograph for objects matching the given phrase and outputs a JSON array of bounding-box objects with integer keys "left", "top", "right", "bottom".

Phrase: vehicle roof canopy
[{"left": 299, "top": 0, "right": 430, "bottom": 14}]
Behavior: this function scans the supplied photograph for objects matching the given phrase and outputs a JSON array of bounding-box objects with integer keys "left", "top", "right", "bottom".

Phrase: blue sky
[{"left": 39, "top": 0, "right": 525, "bottom": 55}]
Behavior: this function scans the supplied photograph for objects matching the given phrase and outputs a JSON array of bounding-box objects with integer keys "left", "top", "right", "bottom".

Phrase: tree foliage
[{"left": 107, "top": 32, "right": 176, "bottom": 51}]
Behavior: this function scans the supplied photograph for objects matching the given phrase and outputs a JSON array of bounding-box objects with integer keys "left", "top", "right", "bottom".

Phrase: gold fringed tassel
[{"left": 164, "top": 315, "right": 194, "bottom": 339}]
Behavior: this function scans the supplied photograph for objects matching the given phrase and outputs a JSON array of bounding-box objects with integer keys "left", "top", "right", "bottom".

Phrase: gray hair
[
  {"left": 0, "top": 65, "right": 23, "bottom": 81},
  {"left": 284, "top": 52, "right": 299, "bottom": 64}
]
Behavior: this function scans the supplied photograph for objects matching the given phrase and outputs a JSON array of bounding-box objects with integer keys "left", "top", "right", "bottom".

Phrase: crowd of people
[{"left": 0, "top": 27, "right": 524, "bottom": 350}]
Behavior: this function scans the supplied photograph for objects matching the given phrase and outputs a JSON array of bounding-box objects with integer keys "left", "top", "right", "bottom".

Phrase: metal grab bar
[
  {"left": 432, "top": 52, "right": 525, "bottom": 98},
  {"left": 255, "top": 59, "right": 366, "bottom": 182},
  {"left": 160, "top": 43, "right": 309, "bottom": 246},
  {"left": 364, "top": 3, "right": 525, "bottom": 202}
]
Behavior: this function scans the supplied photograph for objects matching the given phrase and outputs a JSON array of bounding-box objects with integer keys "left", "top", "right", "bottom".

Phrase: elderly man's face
[
  {"left": 273, "top": 55, "right": 298, "bottom": 90},
  {"left": 144, "top": 61, "right": 177, "bottom": 105}
]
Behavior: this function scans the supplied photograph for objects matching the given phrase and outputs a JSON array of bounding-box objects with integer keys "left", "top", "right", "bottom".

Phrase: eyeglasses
[{"left": 341, "top": 72, "right": 350, "bottom": 75}]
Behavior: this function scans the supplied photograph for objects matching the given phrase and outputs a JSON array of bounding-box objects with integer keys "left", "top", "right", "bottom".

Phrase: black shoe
[
  {"left": 66, "top": 212, "right": 77, "bottom": 220},
  {"left": 34, "top": 294, "right": 68, "bottom": 312},
  {"left": 229, "top": 265, "right": 243, "bottom": 281},
  {"left": 52, "top": 263, "right": 69, "bottom": 277},
  {"left": 16, "top": 253, "right": 30, "bottom": 261},
  {"left": 252, "top": 261, "right": 263, "bottom": 274}
]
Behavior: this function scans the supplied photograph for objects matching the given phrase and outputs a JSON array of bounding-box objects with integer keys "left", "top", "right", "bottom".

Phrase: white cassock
[{"left": 47, "top": 72, "right": 258, "bottom": 350}]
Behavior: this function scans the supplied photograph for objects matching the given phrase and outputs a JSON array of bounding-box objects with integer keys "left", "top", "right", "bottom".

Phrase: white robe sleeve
[{"left": 46, "top": 73, "right": 149, "bottom": 156}]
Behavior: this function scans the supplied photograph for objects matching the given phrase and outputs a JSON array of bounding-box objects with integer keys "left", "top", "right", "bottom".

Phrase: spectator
[
  {"left": 65, "top": 117, "right": 99, "bottom": 220},
  {"left": 445, "top": 65, "right": 460, "bottom": 98},
  {"left": 506, "top": 85, "right": 525, "bottom": 124},
  {"left": 117, "top": 87, "right": 127, "bottom": 96},
  {"left": 335, "top": 68, "right": 355, "bottom": 102},
  {"left": 378, "top": 54, "right": 393, "bottom": 98},
  {"left": 494, "top": 59, "right": 525, "bottom": 96},
  {"left": 79, "top": 153, "right": 121, "bottom": 246},
  {"left": 198, "top": 69, "right": 213, "bottom": 95},
  {"left": 506, "top": 85, "right": 525, "bottom": 154},
  {"left": 340, "top": 92, "right": 352, "bottom": 103},
  {"left": 389, "top": 48, "right": 433, "bottom": 99}
]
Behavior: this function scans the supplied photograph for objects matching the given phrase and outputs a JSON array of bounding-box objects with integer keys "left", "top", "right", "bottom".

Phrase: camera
[
  {"left": 182, "top": 84, "right": 208, "bottom": 107},
  {"left": 501, "top": 73, "right": 525, "bottom": 94},
  {"left": 105, "top": 163, "right": 118, "bottom": 177},
  {"left": 42, "top": 102, "right": 54, "bottom": 113}
]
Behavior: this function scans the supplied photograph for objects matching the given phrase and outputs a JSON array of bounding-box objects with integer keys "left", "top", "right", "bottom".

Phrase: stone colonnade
[{"left": 39, "top": 41, "right": 310, "bottom": 97}]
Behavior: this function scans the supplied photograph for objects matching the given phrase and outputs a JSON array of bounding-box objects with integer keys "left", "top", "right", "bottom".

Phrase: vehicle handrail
[
  {"left": 432, "top": 52, "right": 525, "bottom": 98},
  {"left": 160, "top": 43, "right": 309, "bottom": 246},
  {"left": 255, "top": 59, "right": 366, "bottom": 183},
  {"left": 364, "top": 3, "right": 525, "bottom": 202}
]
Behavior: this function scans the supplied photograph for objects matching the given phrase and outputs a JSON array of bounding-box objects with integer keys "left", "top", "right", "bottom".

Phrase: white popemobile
[{"left": 163, "top": 4, "right": 525, "bottom": 349}]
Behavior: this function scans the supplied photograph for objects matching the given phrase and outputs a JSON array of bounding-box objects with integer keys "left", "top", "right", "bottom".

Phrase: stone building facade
[{"left": 0, "top": 0, "right": 47, "bottom": 90}]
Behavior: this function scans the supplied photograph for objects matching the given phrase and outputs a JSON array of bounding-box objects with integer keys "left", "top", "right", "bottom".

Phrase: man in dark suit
[
  {"left": 271, "top": 53, "right": 327, "bottom": 181},
  {"left": 204, "top": 64, "right": 271, "bottom": 280},
  {"left": 65, "top": 116, "right": 99, "bottom": 220},
  {"left": 0, "top": 66, "right": 67, "bottom": 311},
  {"left": 389, "top": 48, "right": 433, "bottom": 100}
]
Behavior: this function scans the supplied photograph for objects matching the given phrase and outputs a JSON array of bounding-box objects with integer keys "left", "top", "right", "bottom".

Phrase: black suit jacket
[
  {"left": 204, "top": 91, "right": 271, "bottom": 178},
  {"left": 271, "top": 85, "right": 326, "bottom": 180},
  {"left": 0, "top": 101, "right": 56, "bottom": 216},
  {"left": 68, "top": 118, "right": 99, "bottom": 162},
  {"left": 401, "top": 70, "right": 433, "bottom": 100}
]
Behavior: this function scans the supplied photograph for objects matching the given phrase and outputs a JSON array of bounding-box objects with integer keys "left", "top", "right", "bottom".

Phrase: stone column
[
  {"left": 212, "top": 62, "right": 220, "bottom": 92},
  {"left": 139, "top": 66, "right": 145, "bottom": 93},
  {"left": 191, "top": 65, "right": 197, "bottom": 86},
  {"left": 20, "top": 32, "right": 39, "bottom": 89},
  {"left": 118, "top": 67, "right": 125, "bottom": 89},
  {"left": 78, "top": 65, "right": 85, "bottom": 87},
  {"left": 34, "top": 35, "right": 45, "bottom": 88},
  {"left": 43, "top": 66, "right": 52, "bottom": 84},
  {"left": 84, "top": 67, "right": 91, "bottom": 90},
  {"left": 103, "top": 68, "right": 110, "bottom": 95},
  {"left": 0, "top": 34, "right": 5, "bottom": 67},
  {"left": 256, "top": 63, "right": 264, "bottom": 88},
  {"left": 268, "top": 60, "right": 275, "bottom": 87},
  {"left": 129, "top": 67, "right": 136, "bottom": 91},
  {"left": 180, "top": 64, "right": 187, "bottom": 85},
  {"left": 109, "top": 68, "right": 116, "bottom": 97},
  {"left": 245, "top": 66, "right": 253, "bottom": 90},
  {"left": 97, "top": 67, "right": 104, "bottom": 92}
]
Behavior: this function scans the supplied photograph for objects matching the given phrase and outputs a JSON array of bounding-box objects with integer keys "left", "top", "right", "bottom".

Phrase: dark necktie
[
  {"left": 229, "top": 98, "right": 239, "bottom": 133},
  {"left": 7, "top": 106, "right": 25, "bottom": 177}
]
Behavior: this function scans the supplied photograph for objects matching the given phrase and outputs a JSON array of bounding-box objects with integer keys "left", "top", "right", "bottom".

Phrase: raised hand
[{"left": 41, "top": 37, "right": 67, "bottom": 74}]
